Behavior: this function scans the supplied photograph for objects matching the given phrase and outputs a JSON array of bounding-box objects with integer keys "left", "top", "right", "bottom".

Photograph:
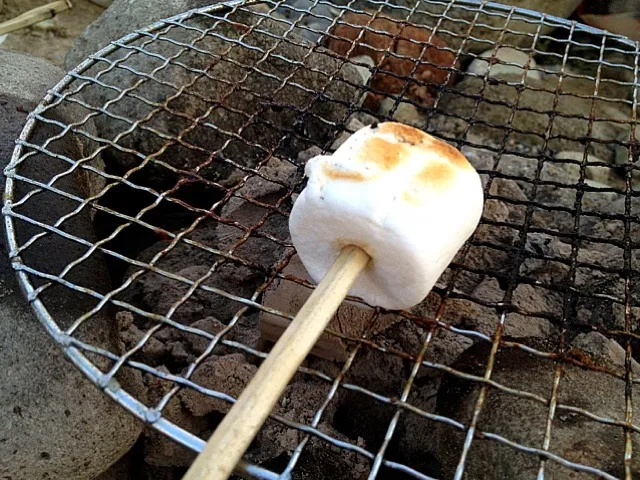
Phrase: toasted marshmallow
[{"left": 289, "top": 122, "right": 484, "bottom": 310}]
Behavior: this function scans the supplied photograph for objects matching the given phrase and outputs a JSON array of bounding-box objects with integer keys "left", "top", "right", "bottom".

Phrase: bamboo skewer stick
[
  {"left": 182, "top": 245, "right": 371, "bottom": 480},
  {"left": 0, "top": 1, "right": 73, "bottom": 36}
]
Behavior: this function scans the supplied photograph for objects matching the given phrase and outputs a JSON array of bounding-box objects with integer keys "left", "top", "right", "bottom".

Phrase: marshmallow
[{"left": 288, "top": 122, "right": 484, "bottom": 310}]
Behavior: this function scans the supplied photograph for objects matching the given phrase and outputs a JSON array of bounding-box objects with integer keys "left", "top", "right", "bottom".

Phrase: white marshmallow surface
[{"left": 289, "top": 122, "right": 484, "bottom": 311}]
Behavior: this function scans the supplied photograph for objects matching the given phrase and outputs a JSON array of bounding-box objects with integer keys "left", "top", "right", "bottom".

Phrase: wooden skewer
[
  {"left": 0, "top": 0, "right": 73, "bottom": 36},
  {"left": 182, "top": 245, "right": 371, "bottom": 480}
]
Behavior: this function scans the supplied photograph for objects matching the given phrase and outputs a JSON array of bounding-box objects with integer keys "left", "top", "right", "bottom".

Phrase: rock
[
  {"left": 0, "top": 48, "right": 106, "bottom": 201},
  {"left": 571, "top": 331, "right": 640, "bottom": 376},
  {"left": 64, "top": 0, "right": 219, "bottom": 69},
  {"left": 0, "top": 49, "right": 144, "bottom": 480},
  {"left": 435, "top": 342, "right": 640, "bottom": 479},
  {"left": 466, "top": 47, "right": 542, "bottom": 80},
  {"left": 179, "top": 353, "right": 257, "bottom": 416},
  {"left": 66, "top": 4, "right": 364, "bottom": 192}
]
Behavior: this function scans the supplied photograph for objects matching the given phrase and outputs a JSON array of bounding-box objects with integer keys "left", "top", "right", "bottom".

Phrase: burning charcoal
[
  {"left": 247, "top": 380, "right": 372, "bottom": 480},
  {"left": 179, "top": 353, "right": 257, "bottom": 417},
  {"left": 466, "top": 47, "right": 542, "bottom": 81},
  {"left": 435, "top": 342, "right": 640, "bottom": 479},
  {"left": 324, "top": 11, "right": 459, "bottom": 113}
]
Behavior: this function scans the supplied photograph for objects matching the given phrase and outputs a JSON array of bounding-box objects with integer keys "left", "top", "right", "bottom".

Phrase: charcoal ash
[
  {"left": 434, "top": 341, "right": 640, "bottom": 479},
  {"left": 431, "top": 74, "right": 632, "bottom": 165}
]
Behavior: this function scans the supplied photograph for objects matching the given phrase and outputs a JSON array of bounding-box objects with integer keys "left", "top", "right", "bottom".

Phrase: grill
[{"left": 3, "top": 0, "right": 640, "bottom": 478}]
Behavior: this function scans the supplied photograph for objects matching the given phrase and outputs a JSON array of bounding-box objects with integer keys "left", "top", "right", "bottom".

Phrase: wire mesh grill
[{"left": 3, "top": 0, "right": 640, "bottom": 478}]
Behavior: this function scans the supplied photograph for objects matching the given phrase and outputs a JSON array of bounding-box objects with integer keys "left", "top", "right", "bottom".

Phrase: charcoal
[
  {"left": 141, "top": 367, "right": 208, "bottom": 468},
  {"left": 118, "top": 187, "right": 290, "bottom": 325},
  {"left": 432, "top": 75, "right": 631, "bottom": 163},
  {"left": 471, "top": 277, "right": 559, "bottom": 340},
  {"left": 434, "top": 342, "right": 640, "bottom": 479},
  {"left": 179, "top": 353, "right": 257, "bottom": 417},
  {"left": 571, "top": 331, "right": 640, "bottom": 376}
]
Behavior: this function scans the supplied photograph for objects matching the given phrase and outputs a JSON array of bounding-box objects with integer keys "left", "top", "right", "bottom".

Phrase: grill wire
[{"left": 3, "top": 0, "right": 640, "bottom": 478}]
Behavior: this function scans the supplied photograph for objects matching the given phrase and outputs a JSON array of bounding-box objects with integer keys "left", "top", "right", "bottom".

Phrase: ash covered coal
[
  {"left": 435, "top": 341, "right": 640, "bottom": 479},
  {"left": 105, "top": 88, "right": 638, "bottom": 479}
]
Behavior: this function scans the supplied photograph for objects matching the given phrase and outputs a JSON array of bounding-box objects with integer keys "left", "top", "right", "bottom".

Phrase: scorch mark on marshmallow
[
  {"left": 377, "top": 122, "right": 472, "bottom": 170},
  {"left": 403, "top": 161, "right": 457, "bottom": 204}
]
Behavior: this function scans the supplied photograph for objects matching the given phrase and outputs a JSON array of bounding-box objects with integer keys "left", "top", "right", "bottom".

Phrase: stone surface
[
  {"left": 64, "top": 3, "right": 364, "bottom": 192},
  {"left": 435, "top": 342, "right": 640, "bottom": 479},
  {"left": 64, "top": 0, "right": 217, "bottom": 70},
  {"left": 0, "top": 49, "right": 144, "bottom": 480}
]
